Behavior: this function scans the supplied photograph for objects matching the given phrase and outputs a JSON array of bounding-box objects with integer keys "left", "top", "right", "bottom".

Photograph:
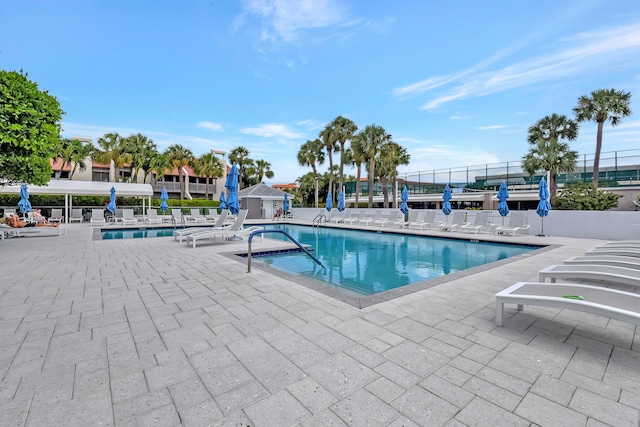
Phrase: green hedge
[{"left": 0, "top": 195, "right": 220, "bottom": 208}]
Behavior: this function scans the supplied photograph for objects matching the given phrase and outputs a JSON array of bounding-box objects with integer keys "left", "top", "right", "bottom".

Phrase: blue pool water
[
  {"left": 101, "top": 227, "right": 177, "bottom": 239},
  {"left": 251, "top": 224, "right": 538, "bottom": 296}
]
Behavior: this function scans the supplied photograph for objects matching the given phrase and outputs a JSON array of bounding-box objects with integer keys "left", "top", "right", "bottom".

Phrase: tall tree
[
  {"left": 253, "top": 159, "right": 274, "bottom": 183},
  {"left": 522, "top": 114, "right": 579, "bottom": 204},
  {"left": 573, "top": 88, "right": 632, "bottom": 188},
  {"left": 349, "top": 134, "right": 367, "bottom": 206},
  {"left": 357, "top": 124, "right": 392, "bottom": 208},
  {"left": 319, "top": 123, "right": 339, "bottom": 202},
  {"left": 148, "top": 152, "right": 172, "bottom": 183},
  {"left": 228, "top": 146, "right": 253, "bottom": 189},
  {"left": 57, "top": 138, "right": 94, "bottom": 180},
  {"left": 326, "top": 116, "right": 357, "bottom": 192},
  {"left": 165, "top": 144, "right": 194, "bottom": 199},
  {"left": 0, "top": 70, "right": 64, "bottom": 185},
  {"left": 297, "top": 138, "right": 325, "bottom": 208},
  {"left": 126, "top": 133, "right": 157, "bottom": 182},
  {"left": 378, "top": 142, "right": 410, "bottom": 208},
  {"left": 94, "top": 133, "right": 132, "bottom": 182},
  {"left": 193, "top": 152, "right": 223, "bottom": 199}
]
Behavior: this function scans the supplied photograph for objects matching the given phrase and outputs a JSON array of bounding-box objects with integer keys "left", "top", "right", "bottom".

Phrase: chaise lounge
[
  {"left": 539, "top": 264, "right": 640, "bottom": 289},
  {"left": 495, "top": 281, "right": 640, "bottom": 327}
]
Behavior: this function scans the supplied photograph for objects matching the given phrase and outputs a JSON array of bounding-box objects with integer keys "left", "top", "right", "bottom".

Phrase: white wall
[{"left": 292, "top": 208, "right": 639, "bottom": 240}]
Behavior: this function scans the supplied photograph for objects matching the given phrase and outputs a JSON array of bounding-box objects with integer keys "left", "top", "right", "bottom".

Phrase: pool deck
[{"left": 1, "top": 222, "right": 638, "bottom": 426}]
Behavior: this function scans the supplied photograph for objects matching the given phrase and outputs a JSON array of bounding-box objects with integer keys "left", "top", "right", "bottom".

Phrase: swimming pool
[
  {"left": 248, "top": 224, "right": 539, "bottom": 297},
  {"left": 101, "top": 227, "right": 177, "bottom": 239}
]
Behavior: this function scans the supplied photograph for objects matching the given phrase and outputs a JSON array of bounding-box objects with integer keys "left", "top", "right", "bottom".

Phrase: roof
[
  {"left": 0, "top": 180, "right": 154, "bottom": 197},
  {"left": 237, "top": 183, "right": 293, "bottom": 200}
]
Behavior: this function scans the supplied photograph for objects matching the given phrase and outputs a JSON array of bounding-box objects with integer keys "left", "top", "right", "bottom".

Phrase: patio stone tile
[
  {"left": 385, "top": 317, "right": 438, "bottom": 343},
  {"left": 459, "top": 343, "right": 499, "bottom": 365},
  {"left": 434, "top": 364, "right": 472, "bottom": 387},
  {"left": 365, "top": 377, "right": 405, "bottom": 403},
  {"left": 287, "top": 377, "right": 339, "bottom": 414},
  {"left": 421, "top": 336, "right": 465, "bottom": 358},
  {"left": 561, "top": 369, "right": 621, "bottom": 400},
  {"left": 168, "top": 377, "right": 211, "bottom": 411},
  {"left": 363, "top": 338, "right": 392, "bottom": 354},
  {"left": 344, "top": 344, "right": 386, "bottom": 369},
  {"left": 515, "top": 393, "right": 587, "bottom": 426},
  {"left": 244, "top": 389, "right": 311, "bottom": 427},
  {"left": 566, "top": 348, "right": 609, "bottom": 381},
  {"left": 214, "top": 379, "right": 268, "bottom": 415},
  {"left": 475, "top": 366, "right": 532, "bottom": 396},
  {"left": 330, "top": 388, "right": 399, "bottom": 426},
  {"left": 463, "top": 377, "right": 523, "bottom": 412},
  {"left": 306, "top": 353, "right": 379, "bottom": 399},
  {"left": 373, "top": 361, "right": 421, "bottom": 389},
  {"left": 179, "top": 399, "right": 224, "bottom": 427},
  {"left": 199, "top": 360, "right": 255, "bottom": 396},
  {"left": 569, "top": 388, "right": 639, "bottom": 427},
  {"left": 382, "top": 340, "right": 449, "bottom": 377},
  {"left": 390, "top": 386, "right": 458, "bottom": 426},
  {"left": 455, "top": 397, "right": 529, "bottom": 426},
  {"left": 135, "top": 403, "right": 181, "bottom": 427},
  {"left": 335, "top": 317, "right": 388, "bottom": 343},
  {"left": 420, "top": 374, "right": 475, "bottom": 408},
  {"left": 385, "top": 416, "right": 420, "bottom": 427},
  {"left": 530, "top": 374, "right": 576, "bottom": 407},
  {"left": 299, "top": 408, "right": 348, "bottom": 426}
]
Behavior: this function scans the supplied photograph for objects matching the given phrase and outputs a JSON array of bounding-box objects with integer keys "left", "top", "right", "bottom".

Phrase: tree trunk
[
  {"left": 368, "top": 158, "right": 375, "bottom": 208},
  {"left": 592, "top": 121, "right": 604, "bottom": 188},
  {"left": 339, "top": 143, "right": 345, "bottom": 191},
  {"left": 355, "top": 165, "right": 362, "bottom": 207}
]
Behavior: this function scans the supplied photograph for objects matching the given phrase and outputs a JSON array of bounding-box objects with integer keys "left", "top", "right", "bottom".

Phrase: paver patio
[{"left": 0, "top": 222, "right": 638, "bottom": 426}]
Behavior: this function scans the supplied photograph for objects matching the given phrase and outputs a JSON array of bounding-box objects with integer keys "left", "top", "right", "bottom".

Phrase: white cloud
[
  {"left": 476, "top": 125, "right": 509, "bottom": 130},
  {"left": 196, "top": 121, "right": 224, "bottom": 132},
  {"left": 393, "top": 21, "right": 640, "bottom": 111},
  {"left": 238, "top": 0, "right": 351, "bottom": 44},
  {"left": 240, "top": 123, "right": 303, "bottom": 138}
]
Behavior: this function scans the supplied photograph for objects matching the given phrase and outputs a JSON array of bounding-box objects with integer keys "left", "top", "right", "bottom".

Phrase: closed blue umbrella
[
  {"left": 219, "top": 191, "right": 227, "bottom": 212},
  {"left": 225, "top": 165, "right": 240, "bottom": 215},
  {"left": 18, "top": 184, "right": 31, "bottom": 214},
  {"left": 442, "top": 184, "right": 452, "bottom": 216},
  {"left": 400, "top": 186, "right": 409, "bottom": 215},
  {"left": 497, "top": 181, "right": 509, "bottom": 225},
  {"left": 326, "top": 192, "right": 332, "bottom": 212},
  {"left": 337, "top": 190, "right": 345, "bottom": 212},
  {"left": 283, "top": 193, "right": 289, "bottom": 213},
  {"left": 107, "top": 186, "right": 116, "bottom": 214},
  {"left": 160, "top": 187, "right": 169, "bottom": 214},
  {"left": 536, "top": 178, "right": 551, "bottom": 236}
]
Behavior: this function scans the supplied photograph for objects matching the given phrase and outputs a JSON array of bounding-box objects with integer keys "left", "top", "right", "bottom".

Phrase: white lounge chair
[
  {"left": 187, "top": 210, "right": 249, "bottom": 248},
  {"left": 585, "top": 248, "right": 640, "bottom": 258},
  {"left": 174, "top": 210, "right": 229, "bottom": 242},
  {"left": 204, "top": 209, "right": 218, "bottom": 223},
  {"left": 394, "top": 210, "right": 419, "bottom": 229},
  {"left": 69, "top": 208, "right": 84, "bottom": 223},
  {"left": 144, "top": 209, "right": 163, "bottom": 225},
  {"left": 564, "top": 255, "right": 640, "bottom": 270},
  {"left": 185, "top": 208, "right": 207, "bottom": 224},
  {"left": 539, "top": 264, "right": 640, "bottom": 289},
  {"left": 331, "top": 209, "right": 351, "bottom": 223},
  {"left": 49, "top": 208, "right": 63, "bottom": 223},
  {"left": 90, "top": 209, "right": 106, "bottom": 227},
  {"left": 171, "top": 208, "right": 184, "bottom": 225},
  {"left": 495, "top": 281, "right": 640, "bottom": 327},
  {"left": 460, "top": 212, "right": 490, "bottom": 234},
  {"left": 495, "top": 212, "right": 529, "bottom": 236},
  {"left": 409, "top": 210, "right": 441, "bottom": 230},
  {"left": 439, "top": 211, "right": 467, "bottom": 232},
  {"left": 122, "top": 209, "right": 138, "bottom": 226},
  {"left": 343, "top": 211, "right": 363, "bottom": 225},
  {"left": 374, "top": 211, "right": 401, "bottom": 227},
  {"left": 359, "top": 210, "right": 382, "bottom": 226}
]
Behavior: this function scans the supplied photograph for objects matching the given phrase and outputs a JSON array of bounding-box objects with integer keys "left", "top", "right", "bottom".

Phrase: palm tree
[
  {"left": 297, "top": 139, "right": 325, "bottom": 208},
  {"left": 357, "top": 124, "right": 392, "bottom": 208},
  {"left": 193, "top": 152, "right": 224, "bottom": 199},
  {"left": 349, "top": 134, "right": 367, "bottom": 206},
  {"left": 165, "top": 144, "right": 194, "bottom": 199},
  {"left": 573, "top": 88, "right": 632, "bottom": 188},
  {"left": 94, "top": 133, "right": 132, "bottom": 182},
  {"left": 326, "top": 116, "right": 358, "bottom": 192},
  {"left": 379, "top": 142, "right": 410, "bottom": 208},
  {"left": 254, "top": 159, "right": 274, "bottom": 183},
  {"left": 52, "top": 138, "right": 94, "bottom": 179},
  {"left": 319, "top": 123, "right": 339, "bottom": 202},
  {"left": 148, "top": 152, "right": 172, "bottom": 184},
  {"left": 228, "top": 146, "right": 253, "bottom": 189},
  {"left": 126, "top": 133, "right": 157, "bottom": 182},
  {"left": 523, "top": 114, "right": 579, "bottom": 204}
]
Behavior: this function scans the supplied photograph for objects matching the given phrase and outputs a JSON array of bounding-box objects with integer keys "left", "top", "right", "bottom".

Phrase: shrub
[{"left": 555, "top": 182, "right": 620, "bottom": 210}]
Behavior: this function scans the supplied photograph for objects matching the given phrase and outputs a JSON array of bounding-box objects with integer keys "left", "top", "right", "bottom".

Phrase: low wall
[{"left": 291, "top": 208, "right": 639, "bottom": 241}]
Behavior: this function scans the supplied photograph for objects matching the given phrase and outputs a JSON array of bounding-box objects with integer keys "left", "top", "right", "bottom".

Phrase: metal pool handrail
[
  {"left": 312, "top": 213, "right": 327, "bottom": 227},
  {"left": 246, "top": 229, "right": 326, "bottom": 274}
]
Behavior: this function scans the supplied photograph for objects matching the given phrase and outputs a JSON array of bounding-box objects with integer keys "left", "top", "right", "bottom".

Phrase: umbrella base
[
  {"left": 536, "top": 234, "right": 547, "bottom": 237},
  {"left": 227, "top": 235, "right": 243, "bottom": 241}
]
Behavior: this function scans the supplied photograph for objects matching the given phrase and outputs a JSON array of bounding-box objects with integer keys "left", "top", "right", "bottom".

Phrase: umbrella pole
[{"left": 536, "top": 217, "right": 546, "bottom": 237}]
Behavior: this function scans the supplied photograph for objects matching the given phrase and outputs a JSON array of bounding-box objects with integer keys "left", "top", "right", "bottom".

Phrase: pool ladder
[
  {"left": 312, "top": 213, "right": 327, "bottom": 227},
  {"left": 246, "top": 229, "right": 325, "bottom": 274}
]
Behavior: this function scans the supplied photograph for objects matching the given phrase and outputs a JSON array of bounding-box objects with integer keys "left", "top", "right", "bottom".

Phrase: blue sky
[{"left": 2, "top": 0, "right": 640, "bottom": 184}]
